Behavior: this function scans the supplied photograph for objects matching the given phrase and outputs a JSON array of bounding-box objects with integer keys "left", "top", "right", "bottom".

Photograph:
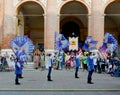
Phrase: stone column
[
  {"left": 90, "top": 0, "right": 104, "bottom": 48},
  {"left": 45, "top": 0, "right": 57, "bottom": 50},
  {"left": 88, "top": 15, "right": 92, "bottom": 36},
  {"left": 0, "top": 0, "right": 4, "bottom": 50},
  {"left": 2, "top": 0, "right": 15, "bottom": 49},
  {"left": 17, "top": 11, "right": 24, "bottom": 36}
]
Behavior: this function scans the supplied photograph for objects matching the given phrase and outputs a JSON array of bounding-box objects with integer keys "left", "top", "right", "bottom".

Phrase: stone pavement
[{"left": 0, "top": 63, "right": 120, "bottom": 95}]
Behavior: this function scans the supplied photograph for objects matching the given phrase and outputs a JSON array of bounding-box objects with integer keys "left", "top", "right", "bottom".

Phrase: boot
[
  {"left": 75, "top": 74, "right": 79, "bottom": 78},
  {"left": 19, "top": 74, "right": 24, "bottom": 79},
  {"left": 87, "top": 78, "right": 94, "bottom": 84},
  {"left": 47, "top": 76, "right": 53, "bottom": 81},
  {"left": 15, "top": 79, "right": 20, "bottom": 85}
]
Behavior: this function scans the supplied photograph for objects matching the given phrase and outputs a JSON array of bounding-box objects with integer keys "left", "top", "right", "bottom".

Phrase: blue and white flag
[
  {"left": 99, "top": 33, "right": 118, "bottom": 53},
  {"left": 83, "top": 36, "right": 98, "bottom": 51},
  {"left": 10, "top": 36, "right": 34, "bottom": 62},
  {"left": 54, "top": 32, "right": 69, "bottom": 50}
]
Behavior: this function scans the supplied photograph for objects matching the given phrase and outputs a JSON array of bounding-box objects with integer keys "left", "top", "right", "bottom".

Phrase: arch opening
[
  {"left": 17, "top": 1, "right": 44, "bottom": 50},
  {"left": 60, "top": 1, "right": 88, "bottom": 47},
  {"left": 105, "top": 0, "right": 120, "bottom": 56}
]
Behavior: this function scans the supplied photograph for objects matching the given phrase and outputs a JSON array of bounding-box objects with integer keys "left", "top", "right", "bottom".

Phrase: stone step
[{"left": 23, "top": 62, "right": 34, "bottom": 71}]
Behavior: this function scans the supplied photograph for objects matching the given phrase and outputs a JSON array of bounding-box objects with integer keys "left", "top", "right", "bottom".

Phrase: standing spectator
[
  {"left": 82, "top": 52, "right": 88, "bottom": 71},
  {"left": 5, "top": 52, "right": 10, "bottom": 66},
  {"left": 57, "top": 52, "right": 63, "bottom": 70},
  {"left": 40, "top": 51, "right": 45, "bottom": 71},
  {"left": 93, "top": 53, "right": 97, "bottom": 72},
  {"left": 60, "top": 50, "right": 65, "bottom": 69},
  {"left": 9, "top": 54, "right": 16, "bottom": 70},
  {"left": 1, "top": 54, "right": 7, "bottom": 71},
  {"left": 52, "top": 52, "right": 58, "bottom": 69},
  {"left": 97, "top": 55, "right": 102, "bottom": 73},
  {"left": 70, "top": 52, "right": 75, "bottom": 68},
  {"left": 47, "top": 53, "right": 53, "bottom": 81},
  {"left": 33, "top": 49, "right": 41, "bottom": 69},
  {"left": 101, "top": 58, "right": 106, "bottom": 73},
  {"left": 65, "top": 52, "right": 71, "bottom": 70},
  {"left": 87, "top": 52, "right": 97, "bottom": 84}
]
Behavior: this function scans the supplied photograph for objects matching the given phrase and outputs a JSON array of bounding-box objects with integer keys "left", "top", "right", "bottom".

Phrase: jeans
[
  {"left": 75, "top": 67, "right": 79, "bottom": 75},
  {"left": 48, "top": 67, "right": 52, "bottom": 77},
  {"left": 88, "top": 69, "right": 94, "bottom": 78}
]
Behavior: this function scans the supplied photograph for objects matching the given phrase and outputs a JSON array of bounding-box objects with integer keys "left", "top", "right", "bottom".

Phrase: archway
[
  {"left": 60, "top": 1, "right": 88, "bottom": 43},
  {"left": 61, "top": 21, "right": 80, "bottom": 38},
  {"left": 17, "top": 1, "right": 44, "bottom": 51},
  {"left": 105, "top": 0, "right": 120, "bottom": 45}
]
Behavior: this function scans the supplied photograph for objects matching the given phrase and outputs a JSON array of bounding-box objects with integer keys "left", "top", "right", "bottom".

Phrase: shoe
[
  {"left": 75, "top": 76, "right": 79, "bottom": 78},
  {"left": 87, "top": 82, "right": 94, "bottom": 84},
  {"left": 48, "top": 79, "right": 53, "bottom": 81},
  {"left": 75, "top": 74, "right": 79, "bottom": 78},
  {"left": 19, "top": 76, "right": 24, "bottom": 79},
  {"left": 47, "top": 76, "right": 53, "bottom": 81},
  {"left": 15, "top": 82, "right": 21, "bottom": 85}
]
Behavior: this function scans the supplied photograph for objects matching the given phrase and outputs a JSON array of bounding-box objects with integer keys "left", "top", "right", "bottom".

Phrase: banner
[{"left": 69, "top": 37, "right": 78, "bottom": 51}]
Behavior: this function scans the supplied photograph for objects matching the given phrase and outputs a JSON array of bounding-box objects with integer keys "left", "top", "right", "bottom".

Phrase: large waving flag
[
  {"left": 10, "top": 36, "right": 34, "bottom": 62},
  {"left": 54, "top": 32, "right": 69, "bottom": 50},
  {"left": 82, "top": 36, "right": 98, "bottom": 51},
  {"left": 99, "top": 33, "right": 118, "bottom": 53}
]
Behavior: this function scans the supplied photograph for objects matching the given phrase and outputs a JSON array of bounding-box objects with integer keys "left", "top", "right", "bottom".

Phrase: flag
[
  {"left": 55, "top": 32, "right": 62, "bottom": 42},
  {"left": 99, "top": 33, "right": 118, "bottom": 53},
  {"left": 54, "top": 32, "right": 69, "bottom": 50},
  {"left": 82, "top": 36, "right": 98, "bottom": 51},
  {"left": 10, "top": 36, "right": 34, "bottom": 62}
]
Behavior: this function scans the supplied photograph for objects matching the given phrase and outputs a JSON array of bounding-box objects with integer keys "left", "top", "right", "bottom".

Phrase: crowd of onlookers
[
  {"left": 0, "top": 49, "right": 120, "bottom": 77},
  {"left": 0, "top": 52, "right": 16, "bottom": 71},
  {"left": 32, "top": 48, "right": 120, "bottom": 77}
]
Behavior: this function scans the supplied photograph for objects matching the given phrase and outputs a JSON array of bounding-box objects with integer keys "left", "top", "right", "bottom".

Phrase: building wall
[
  {"left": 0, "top": 0, "right": 119, "bottom": 51},
  {"left": 2, "top": 0, "right": 16, "bottom": 49},
  {"left": 0, "top": 0, "right": 4, "bottom": 50}
]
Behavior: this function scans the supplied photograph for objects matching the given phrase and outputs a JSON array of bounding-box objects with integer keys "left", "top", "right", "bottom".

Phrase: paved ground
[{"left": 0, "top": 64, "right": 120, "bottom": 95}]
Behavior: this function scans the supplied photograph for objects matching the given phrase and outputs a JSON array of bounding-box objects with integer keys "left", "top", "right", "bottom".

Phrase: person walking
[
  {"left": 87, "top": 52, "right": 97, "bottom": 84},
  {"left": 47, "top": 53, "right": 53, "bottom": 81},
  {"left": 15, "top": 58, "right": 22, "bottom": 85}
]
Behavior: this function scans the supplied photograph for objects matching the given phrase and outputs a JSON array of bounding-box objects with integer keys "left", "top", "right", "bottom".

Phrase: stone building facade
[{"left": 0, "top": 0, "right": 120, "bottom": 52}]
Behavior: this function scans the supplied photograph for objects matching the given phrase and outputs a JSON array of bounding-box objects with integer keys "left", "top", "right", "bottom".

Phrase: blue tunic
[
  {"left": 75, "top": 54, "right": 81, "bottom": 67},
  {"left": 15, "top": 61, "right": 22, "bottom": 74},
  {"left": 75, "top": 57, "right": 80, "bottom": 67},
  {"left": 87, "top": 56, "right": 94, "bottom": 71}
]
